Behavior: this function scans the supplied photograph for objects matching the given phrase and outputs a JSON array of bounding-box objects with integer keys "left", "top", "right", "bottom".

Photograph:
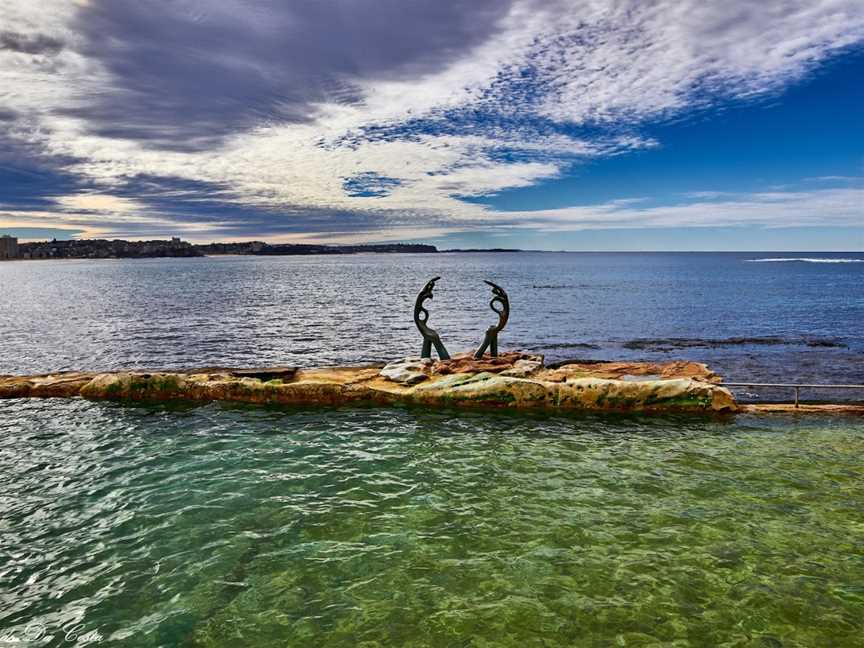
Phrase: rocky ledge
[{"left": 0, "top": 352, "right": 739, "bottom": 414}]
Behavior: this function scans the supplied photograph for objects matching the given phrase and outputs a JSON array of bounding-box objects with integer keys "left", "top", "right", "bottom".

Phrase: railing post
[{"left": 724, "top": 382, "right": 864, "bottom": 407}]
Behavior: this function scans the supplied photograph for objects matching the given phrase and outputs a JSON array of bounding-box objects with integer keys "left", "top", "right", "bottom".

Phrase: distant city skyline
[{"left": 1, "top": 1, "right": 862, "bottom": 250}]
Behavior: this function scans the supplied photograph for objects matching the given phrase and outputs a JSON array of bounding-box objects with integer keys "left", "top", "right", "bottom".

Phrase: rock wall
[{"left": 0, "top": 354, "right": 738, "bottom": 414}]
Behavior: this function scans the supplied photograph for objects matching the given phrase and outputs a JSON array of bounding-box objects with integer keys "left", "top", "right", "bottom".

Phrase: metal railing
[{"left": 724, "top": 382, "right": 864, "bottom": 408}]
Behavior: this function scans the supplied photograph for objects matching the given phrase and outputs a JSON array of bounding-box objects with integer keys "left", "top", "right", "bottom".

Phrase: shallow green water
[{"left": 1, "top": 400, "right": 863, "bottom": 647}]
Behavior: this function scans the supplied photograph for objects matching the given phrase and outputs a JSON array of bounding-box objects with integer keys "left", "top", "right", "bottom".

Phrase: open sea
[{"left": 1, "top": 252, "right": 863, "bottom": 646}]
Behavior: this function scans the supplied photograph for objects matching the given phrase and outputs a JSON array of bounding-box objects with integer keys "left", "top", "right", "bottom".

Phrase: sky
[{"left": 0, "top": 0, "right": 862, "bottom": 250}]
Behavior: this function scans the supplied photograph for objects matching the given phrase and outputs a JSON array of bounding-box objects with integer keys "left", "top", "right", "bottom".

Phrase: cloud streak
[
  {"left": 0, "top": 31, "right": 65, "bottom": 56},
  {"left": 498, "top": 187, "right": 864, "bottom": 231}
]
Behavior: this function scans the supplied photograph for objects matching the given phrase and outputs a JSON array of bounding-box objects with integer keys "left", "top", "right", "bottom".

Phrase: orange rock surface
[{"left": 0, "top": 355, "right": 738, "bottom": 414}]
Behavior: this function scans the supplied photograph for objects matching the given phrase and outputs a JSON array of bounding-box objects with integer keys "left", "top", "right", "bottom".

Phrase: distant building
[{"left": 0, "top": 235, "right": 19, "bottom": 260}]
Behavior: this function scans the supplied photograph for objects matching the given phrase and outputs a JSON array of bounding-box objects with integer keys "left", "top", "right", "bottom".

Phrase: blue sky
[{"left": 0, "top": 1, "right": 862, "bottom": 250}]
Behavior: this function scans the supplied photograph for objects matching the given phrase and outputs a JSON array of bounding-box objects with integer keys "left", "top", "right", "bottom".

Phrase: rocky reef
[{"left": 0, "top": 352, "right": 739, "bottom": 414}]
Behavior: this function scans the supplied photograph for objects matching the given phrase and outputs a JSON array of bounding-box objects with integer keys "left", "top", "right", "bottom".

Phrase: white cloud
[
  {"left": 531, "top": 1, "right": 864, "bottom": 123},
  {"left": 0, "top": 0, "right": 863, "bottom": 239},
  {"left": 499, "top": 187, "right": 864, "bottom": 231}
]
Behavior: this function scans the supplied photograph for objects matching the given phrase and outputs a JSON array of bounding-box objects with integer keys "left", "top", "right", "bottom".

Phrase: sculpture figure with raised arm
[
  {"left": 474, "top": 280, "right": 510, "bottom": 359},
  {"left": 414, "top": 277, "right": 451, "bottom": 360}
]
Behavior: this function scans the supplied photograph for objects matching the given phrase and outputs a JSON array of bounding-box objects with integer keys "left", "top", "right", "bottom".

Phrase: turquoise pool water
[{"left": 1, "top": 399, "right": 862, "bottom": 647}]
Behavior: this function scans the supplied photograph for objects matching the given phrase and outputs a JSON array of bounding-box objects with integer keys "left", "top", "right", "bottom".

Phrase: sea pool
[{"left": 2, "top": 399, "right": 862, "bottom": 647}]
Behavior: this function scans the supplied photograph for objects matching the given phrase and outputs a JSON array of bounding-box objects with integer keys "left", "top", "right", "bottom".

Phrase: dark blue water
[{"left": 1, "top": 252, "right": 862, "bottom": 398}]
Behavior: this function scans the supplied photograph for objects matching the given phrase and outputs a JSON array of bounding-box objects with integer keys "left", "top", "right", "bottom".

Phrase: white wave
[{"left": 746, "top": 257, "right": 864, "bottom": 264}]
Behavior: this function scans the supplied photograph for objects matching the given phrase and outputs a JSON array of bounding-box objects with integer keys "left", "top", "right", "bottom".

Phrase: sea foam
[{"left": 746, "top": 257, "right": 864, "bottom": 263}]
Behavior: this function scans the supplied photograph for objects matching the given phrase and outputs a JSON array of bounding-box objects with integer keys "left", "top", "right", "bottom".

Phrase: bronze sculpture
[
  {"left": 413, "top": 276, "right": 451, "bottom": 360},
  {"left": 473, "top": 280, "right": 510, "bottom": 359},
  {"left": 413, "top": 277, "right": 510, "bottom": 360}
]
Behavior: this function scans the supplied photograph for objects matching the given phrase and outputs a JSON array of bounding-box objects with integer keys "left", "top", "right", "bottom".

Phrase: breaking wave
[{"left": 746, "top": 257, "right": 864, "bottom": 264}]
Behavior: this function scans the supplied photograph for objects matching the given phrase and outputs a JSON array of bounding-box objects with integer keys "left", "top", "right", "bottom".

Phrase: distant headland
[
  {"left": 4, "top": 237, "right": 444, "bottom": 260},
  {"left": 0, "top": 236, "right": 529, "bottom": 260},
  {"left": 196, "top": 240, "right": 439, "bottom": 256}
]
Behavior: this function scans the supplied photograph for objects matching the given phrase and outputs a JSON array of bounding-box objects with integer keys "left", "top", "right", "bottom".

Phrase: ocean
[
  {"left": 1, "top": 252, "right": 863, "bottom": 646},
  {"left": 2, "top": 252, "right": 862, "bottom": 396}
]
